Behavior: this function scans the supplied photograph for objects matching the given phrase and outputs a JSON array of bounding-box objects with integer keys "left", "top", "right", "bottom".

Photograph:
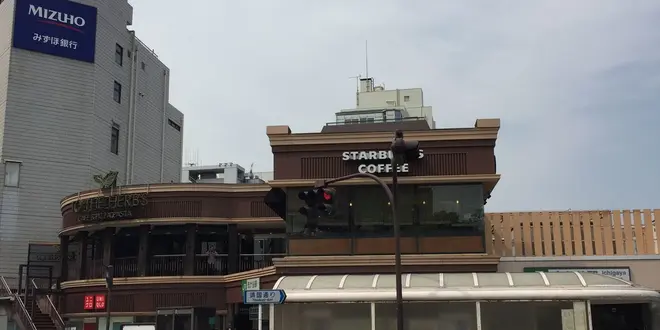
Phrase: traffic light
[
  {"left": 298, "top": 187, "right": 337, "bottom": 217},
  {"left": 317, "top": 188, "right": 336, "bottom": 216},
  {"left": 298, "top": 189, "right": 318, "bottom": 217},
  {"left": 264, "top": 187, "right": 287, "bottom": 219},
  {"left": 391, "top": 130, "right": 420, "bottom": 162}
]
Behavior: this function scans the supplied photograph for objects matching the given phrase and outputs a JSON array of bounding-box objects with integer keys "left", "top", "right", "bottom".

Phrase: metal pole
[
  {"left": 390, "top": 155, "right": 404, "bottom": 330},
  {"left": 315, "top": 172, "right": 401, "bottom": 329},
  {"left": 105, "top": 288, "right": 111, "bottom": 330}
]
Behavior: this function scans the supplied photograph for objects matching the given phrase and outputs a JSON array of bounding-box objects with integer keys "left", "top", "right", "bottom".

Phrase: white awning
[{"left": 272, "top": 272, "right": 660, "bottom": 303}]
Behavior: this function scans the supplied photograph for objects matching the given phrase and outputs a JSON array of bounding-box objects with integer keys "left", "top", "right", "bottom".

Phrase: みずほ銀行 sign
[{"left": 12, "top": 0, "right": 98, "bottom": 63}]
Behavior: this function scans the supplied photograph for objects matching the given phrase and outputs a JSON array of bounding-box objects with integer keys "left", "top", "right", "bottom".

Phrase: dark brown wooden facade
[{"left": 57, "top": 118, "right": 502, "bottom": 320}]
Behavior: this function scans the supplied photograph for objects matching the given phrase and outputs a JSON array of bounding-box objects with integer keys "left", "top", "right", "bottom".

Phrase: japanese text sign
[
  {"left": 12, "top": 0, "right": 98, "bottom": 63},
  {"left": 94, "top": 294, "right": 106, "bottom": 309},
  {"left": 83, "top": 295, "right": 94, "bottom": 310}
]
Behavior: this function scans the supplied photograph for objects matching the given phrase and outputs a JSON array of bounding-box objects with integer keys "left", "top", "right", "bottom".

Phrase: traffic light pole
[
  {"left": 316, "top": 130, "right": 413, "bottom": 330},
  {"left": 390, "top": 152, "right": 405, "bottom": 330},
  {"left": 315, "top": 172, "right": 403, "bottom": 330},
  {"left": 104, "top": 265, "right": 113, "bottom": 330}
]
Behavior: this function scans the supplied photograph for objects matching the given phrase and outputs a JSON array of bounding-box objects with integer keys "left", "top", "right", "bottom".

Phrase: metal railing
[
  {"left": 31, "top": 279, "right": 64, "bottom": 330},
  {"left": 73, "top": 253, "right": 284, "bottom": 280},
  {"left": 194, "top": 254, "right": 228, "bottom": 275},
  {"left": 239, "top": 253, "right": 285, "bottom": 271},
  {"left": 148, "top": 254, "right": 185, "bottom": 276},
  {"left": 1, "top": 276, "right": 37, "bottom": 330},
  {"left": 114, "top": 256, "right": 138, "bottom": 277},
  {"left": 326, "top": 116, "right": 428, "bottom": 126},
  {"left": 0, "top": 276, "right": 11, "bottom": 298}
]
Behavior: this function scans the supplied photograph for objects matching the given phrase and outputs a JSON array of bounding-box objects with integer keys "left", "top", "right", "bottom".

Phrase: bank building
[
  {"left": 0, "top": 0, "right": 185, "bottom": 294},
  {"left": 1, "top": 75, "right": 660, "bottom": 330}
]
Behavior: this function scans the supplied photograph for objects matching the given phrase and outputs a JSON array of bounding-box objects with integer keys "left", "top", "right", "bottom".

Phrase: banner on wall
[
  {"left": 12, "top": 0, "right": 98, "bottom": 63},
  {"left": 524, "top": 267, "right": 631, "bottom": 281}
]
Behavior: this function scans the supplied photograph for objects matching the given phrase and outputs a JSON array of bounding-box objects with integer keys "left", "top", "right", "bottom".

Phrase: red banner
[
  {"left": 94, "top": 294, "right": 106, "bottom": 309},
  {"left": 83, "top": 295, "right": 94, "bottom": 310}
]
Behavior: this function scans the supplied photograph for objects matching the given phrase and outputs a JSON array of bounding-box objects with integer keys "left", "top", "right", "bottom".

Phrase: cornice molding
[
  {"left": 60, "top": 267, "right": 277, "bottom": 289},
  {"left": 60, "top": 217, "right": 283, "bottom": 236},
  {"left": 268, "top": 127, "right": 499, "bottom": 147},
  {"left": 61, "top": 183, "right": 271, "bottom": 207},
  {"left": 273, "top": 254, "right": 501, "bottom": 267},
  {"left": 268, "top": 174, "right": 501, "bottom": 188}
]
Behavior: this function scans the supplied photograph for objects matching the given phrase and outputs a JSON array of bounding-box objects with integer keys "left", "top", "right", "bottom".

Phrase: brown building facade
[{"left": 52, "top": 118, "right": 502, "bottom": 329}]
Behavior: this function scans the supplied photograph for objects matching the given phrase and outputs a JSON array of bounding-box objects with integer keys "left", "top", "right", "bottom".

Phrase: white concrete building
[
  {"left": 182, "top": 162, "right": 272, "bottom": 184},
  {"left": 335, "top": 77, "right": 435, "bottom": 128},
  {"left": 0, "top": 0, "right": 183, "bottom": 282}
]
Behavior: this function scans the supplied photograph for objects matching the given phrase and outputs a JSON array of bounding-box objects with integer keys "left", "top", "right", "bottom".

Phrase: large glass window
[
  {"left": 285, "top": 184, "right": 484, "bottom": 239},
  {"left": 417, "top": 184, "right": 484, "bottom": 236},
  {"left": 351, "top": 185, "right": 416, "bottom": 237}
]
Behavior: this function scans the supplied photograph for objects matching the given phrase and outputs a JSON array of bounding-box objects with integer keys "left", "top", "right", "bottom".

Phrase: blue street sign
[{"left": 243, "top": 290, "right": 287, "bottom": 305}]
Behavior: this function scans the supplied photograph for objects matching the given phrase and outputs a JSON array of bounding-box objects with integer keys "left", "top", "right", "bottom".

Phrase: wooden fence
[{"left": 485, "top": 209, "right": 659, "bottom": 256}]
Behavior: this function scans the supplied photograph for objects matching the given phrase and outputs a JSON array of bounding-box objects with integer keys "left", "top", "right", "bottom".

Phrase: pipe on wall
[
  {"left": 160, "top": 69, "right": 169, "bottom": 182},
  {"left": 125, "top": 31, "right": 138, "bottom": 185}
]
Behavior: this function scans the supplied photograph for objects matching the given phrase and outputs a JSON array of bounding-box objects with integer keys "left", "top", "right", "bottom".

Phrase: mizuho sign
[
  {"left": 12, "top": 0, "right": 98, "bottom": 63},
  {"left": 342, "top": 149, "right": 424, "bottom": 174},
  {"left": 28, "top": 5, "right": 87, "bottom": 27}
]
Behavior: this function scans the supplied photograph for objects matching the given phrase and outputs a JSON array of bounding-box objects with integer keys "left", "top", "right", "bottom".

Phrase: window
[
  {"left": 404, "top": 95, "right": 410, "bottom": 102},
  {"left": 115, "top": 43, "right": 123, "bottom": 66},
  {"left": 110, "top": 124, "right": 120, "bottom": 154},
  {"left": 141, "top": 61, "right": 146, "bottom": 70},
  {"left": 113, "top": 81, "right": 122, "bottom": 103},
  {"left": 285, "top": 184, "right": 485, "bottom": 239},
  {"left": 416, "top": 184, "right": 484, "bottom": 236},
  {"left": 4, "top": 161, "right": 21, "bottom": 187},
  {"left": 168, "top": 119, "right": 181, "bottom": 131},
  {"left": 351, "top": 185, "right": 416, "bottom": 237}
]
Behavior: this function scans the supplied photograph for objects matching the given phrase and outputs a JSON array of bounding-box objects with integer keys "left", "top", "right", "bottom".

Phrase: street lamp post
[{"left": 315, "top": 130, "right": 417, "bottom": 330}]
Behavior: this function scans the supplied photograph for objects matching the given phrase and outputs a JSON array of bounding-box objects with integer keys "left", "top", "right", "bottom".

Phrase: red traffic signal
[{"left": 320, "top": 188, "right": 335, "bottom": 202}]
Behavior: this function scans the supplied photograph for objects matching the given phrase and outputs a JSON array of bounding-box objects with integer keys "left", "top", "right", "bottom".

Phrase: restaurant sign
[
  {"left": 342, "top": 149, "right": 424, "bottom": 174},
  {"left": 74, "top": 193, "right": 148, "bottom": 223}
]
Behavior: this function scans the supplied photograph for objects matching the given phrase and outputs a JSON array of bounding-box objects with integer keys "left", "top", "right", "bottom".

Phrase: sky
[{"left": 126, "top": 0, "right": 660, "bottom": 212}]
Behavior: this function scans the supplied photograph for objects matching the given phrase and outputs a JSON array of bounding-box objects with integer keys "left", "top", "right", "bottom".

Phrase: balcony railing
[
  {"left": 74, "top": 253, "right": 281, "bottom": 280},
  {"left": 486, "top": 209, "right": 660, "bottom": 256}
]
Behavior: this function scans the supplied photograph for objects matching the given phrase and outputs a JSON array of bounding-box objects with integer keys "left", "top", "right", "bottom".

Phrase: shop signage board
[
  {"left": 12, "top": 0, "right": 98, "bottom": 63},
  {"left": 74, "top": 193, "right": 148, "bottom": 223},
  {"left": 342, "top": 149, "right": 424, "bottom": 174},
  {"left": 241, "top": 278, "right": 260, "bottom": 292},
  {"left": 523, "top": 267, "right": 631, "bottom": 281},
  {"left": 83, "top": 294, "right": 106, "bottom": 310},
  {"left": 243, "top": 290, "right": 287, "bottom": 305}
]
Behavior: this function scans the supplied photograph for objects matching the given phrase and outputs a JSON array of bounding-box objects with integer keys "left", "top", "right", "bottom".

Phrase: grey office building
[{"left": 0, "top": 0, "right": 184, "bottom": 282}]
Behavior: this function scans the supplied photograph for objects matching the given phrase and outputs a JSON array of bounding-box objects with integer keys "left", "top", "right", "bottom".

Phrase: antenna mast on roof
[{"left": 365, "top": 40, "right": 369, "bottom": 78}]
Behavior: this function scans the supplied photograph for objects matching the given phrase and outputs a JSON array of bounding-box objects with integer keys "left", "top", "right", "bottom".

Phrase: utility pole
[{"left": 104, "top": 265, "right": 114, "bottom": 330}]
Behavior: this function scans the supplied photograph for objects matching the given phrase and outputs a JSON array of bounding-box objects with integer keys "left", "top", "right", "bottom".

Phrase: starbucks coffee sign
[{"left": 342, "top": 149, "right": 424, "bottom": 174}]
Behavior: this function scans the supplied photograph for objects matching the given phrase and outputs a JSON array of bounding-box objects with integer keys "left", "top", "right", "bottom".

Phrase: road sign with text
[{"left": 243, "top": 290, "right": 286, "bottom": 305}]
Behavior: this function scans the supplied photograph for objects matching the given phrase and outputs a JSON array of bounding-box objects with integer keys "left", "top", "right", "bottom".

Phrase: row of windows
[
  {"left": 110, "top": 43, "right": 180, "bottom": 155},
  {"left": 286, "top": 184, "right": 485, "bottom": 238}
]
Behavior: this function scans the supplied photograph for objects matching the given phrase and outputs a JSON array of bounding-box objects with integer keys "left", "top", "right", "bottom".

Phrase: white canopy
[{"left": 272, "top": 272, "right": 660, "bottom": 303}]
